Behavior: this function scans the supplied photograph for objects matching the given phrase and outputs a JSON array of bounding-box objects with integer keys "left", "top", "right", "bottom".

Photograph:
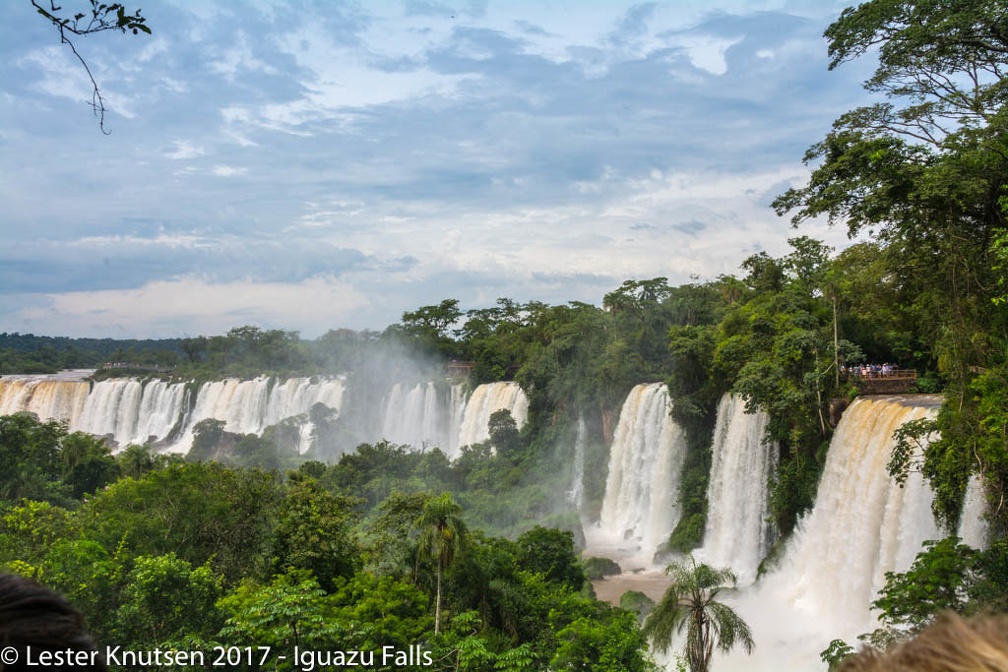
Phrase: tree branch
[{"left": 31, "top": 0, "right": 150, "bottom": 133}]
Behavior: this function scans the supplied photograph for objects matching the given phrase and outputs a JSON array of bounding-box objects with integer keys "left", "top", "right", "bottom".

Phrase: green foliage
[
  {"left": 767, "top": 455, "right": 820, "bottom": 535},
  {"left": 361, "top": 491, "right": 429, "bottom": 578},
  {"left": 218, "top": 569, "right": 343, "bottom": 654},
  {"left": 114, "top": 553, "right": 223, "bottom": 647},
  {"left": 60, "top": 432, "right": 120, "bottom": 499},
  {"left": 887, "top": 417, "right": 940, "bottom": 486},
  {"left": 0, "top": 500, "right": 75, "bottom": 567},
  {"left": 399, "top": 299, "right": 464, "bottom": 360},
  {"left": 620, "top": 590, "right": 655, "bottom": 622},
  {"left": 872, "top": 537, "right": 978, "bottom": 631},
  {"left": 775, "top": 0, "right": 1008, "bottom": 537},
  {"left": 0, "top": 414, "right": 119, "bottom": 506},
  {"left": 0, "top": 414, "right": 70, "bottom": 504},
  {"left": 820, "top": 638, "right": 855, "bottom": 671},
  {"left": 79, "top": 462, "right": 281, "bottom": 583},
  {"left": 488, "top": 409, "right": 521, "bottom": 457},
  {"left": 330, "top": 572, "right": 431, "bottom": 651},
  {"left": 550, "top": 610, "right": 658, "bottom": 672},
  {"left": 0, "top": 332, "right": 181, "bottom": 374},
  {"left": 857, "top": 536, "right": 1008, "bottom": 650},
  {"left": 271, "top": 477, "right": 361, "bottom": 591},
  {"left": 515, "top": 526, "right": 586, "bottom": 591},
  {"left": 583, "top": 556, "right": 622, "bottom": 580},
  {"left": 415, "top": 492, "right": 468, "bottom": 634}
]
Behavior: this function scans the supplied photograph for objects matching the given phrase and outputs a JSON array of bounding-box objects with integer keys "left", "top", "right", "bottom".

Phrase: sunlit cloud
[{"left": 15, "top": 276, "right": 369, "bottom": 338}]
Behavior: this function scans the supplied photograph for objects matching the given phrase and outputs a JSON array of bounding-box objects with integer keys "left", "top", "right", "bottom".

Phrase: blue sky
[{"left": 1, "top": 0, "right": 874, "bottom": 338}]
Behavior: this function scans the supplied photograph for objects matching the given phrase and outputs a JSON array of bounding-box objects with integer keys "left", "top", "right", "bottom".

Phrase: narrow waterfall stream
[
  {"left": 589, "top": 383, "right": 687, "bottom": 569},
  {"left": 697, "top": 393, "right": 777, "bottom": 586}
]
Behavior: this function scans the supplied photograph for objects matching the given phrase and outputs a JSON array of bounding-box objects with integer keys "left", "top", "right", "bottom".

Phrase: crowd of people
[{"left": 842, "top": 363, "right": 908, "bottom": 379}]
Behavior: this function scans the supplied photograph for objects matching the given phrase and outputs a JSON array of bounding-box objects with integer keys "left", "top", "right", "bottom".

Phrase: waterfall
[
  {"left": 567, "top": 414, "right": 587, "bottom": 510},
  {"left": 958, "top": 473, "right": 989, "bottom": 550},
  {"left": 75, "top": 379, "right": 189, "bottom": 448},
  {"left": 706, "top": 395, "right": 945, "bottom": 671},
  {"left": 0, "top": 374, "right": 90, "bottom": 420},
  {"left": 699, "top": 393, "right": 777, "bottom": 586},
  {"left": 0, "top": 374, "right": 345, "bottom": 454},
  {"left": 767, "top": 396, "right": 941, "bottom": 628},
  {"left": 380, "top": 382, "right": 449, "bottom": 449},
  {"left": 594, "top": 383, "right": 687, "bottom": 565},
  {"left": 447, "top": 383, "right": 466, "bottom": 456},
  {"left": 170, "top": 377, "right": 346, "bottom": 452},
  {"left": 453, "top": 382, "right": 529, "bottom": 458}
]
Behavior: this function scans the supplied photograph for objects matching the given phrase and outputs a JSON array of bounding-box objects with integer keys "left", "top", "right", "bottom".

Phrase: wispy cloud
[{"left": 0, "top": 0, "right": 874, "bottom": 337}]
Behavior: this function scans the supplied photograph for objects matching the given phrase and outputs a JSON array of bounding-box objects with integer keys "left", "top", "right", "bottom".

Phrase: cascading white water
[
  {"left": 593, "top": 383, "right": 687, "bottom": 566},
  {"left": 453, "top": 381, "right": 529, "bottom": 458},
  {"left": 0, "top": 374, "right": 345, "bottom": 454},
  {"left": 170, "top": 377, "right": 346, "bottom": 452},
  {"left": 2, "top": 374, "right": 526, "bottom": 459},
  {"left": 706, "top": 395, "right": 945, "bottom": 672},
  {"left": 699, "top": 393, "right": 777, "bottom": 586},
  {"left": 380, "top": 382, "right": 449, "bottom": 449},
  {"left": 447, "top": 383, "right": 466, "bottom": 456},
  {"left": 75, "top": 378, "right": 189, "bottom": 447},
  {"left": 766, "top": 396, "right": 942, "bottom": 630},
  {"left": 0, "top": 374, "right": 91, "bottom": 420},
  {"left": 567, "top": 414, "right": 586, "bottom": 510},
  {"left": 958, "top": 473, "right": 989, "bottom": 550}
]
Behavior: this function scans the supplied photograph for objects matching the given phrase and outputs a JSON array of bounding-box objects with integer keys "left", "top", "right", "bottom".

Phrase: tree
[
  {"left": 0, "top": 414, "right": 68, "bottom": 504},
  {"left": 643, "top": 556, "right": 754, "bottom": 672},
  {"left": 515, "top": 526, "right": 586, "bottom": 591},
  {"left": 117, "top": 443, "right": 156, "bottom": 479},
  {"left": 772, "top": 0, "right": 1008, "bottom": 528},
  {"left": 271, "top": 477, "right": 360, "bottom": 592},
  {"left": 396, "top": 298, "right": 464, "bottom": 361},
  {"left": 488, "top": 409, "right": 521, "bottom": 457},
  {"left": 32, "top": 0, "right": 150, "bottom": 133},
  {"left": 218, "top": 570, "right": 343, "bottom": 658},
  {"left": 551, "top": 611, "right": 659, "bottom": 672},
  {"left": 114, "top": 553, "right": 223, "bottom": 647},
  {"left": 415, "top": 492, "right": 467, "bottom": 634},
  {"left": 60, "top": 432, "right": 119, "bottom": 498}
]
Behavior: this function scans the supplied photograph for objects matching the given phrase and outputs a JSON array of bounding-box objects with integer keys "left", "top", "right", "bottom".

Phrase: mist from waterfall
[
  {"left": 567, "top": 414, "right": 586, "bottom": 511},
  {"left": 380, "top": 382, "right": 451, "bottom": 449}
]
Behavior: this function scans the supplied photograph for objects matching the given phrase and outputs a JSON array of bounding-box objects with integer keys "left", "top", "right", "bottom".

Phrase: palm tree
[
  {"left": 643, "top": 556, "right": 754, "bottom": 672},
  {"left": 415, "top": 492, "right": 467, "bottom": 634}
]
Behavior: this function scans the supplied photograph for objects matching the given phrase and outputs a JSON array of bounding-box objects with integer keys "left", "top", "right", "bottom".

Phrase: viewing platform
[
  {"left": 849, "top": 368, "right": 917, "bottom": 395},
  {"left": 100, "top": 362, "right": 175, "bottom": 374},
  {"left": 446, "top": 360, "right": 475, "bottom": 379}
]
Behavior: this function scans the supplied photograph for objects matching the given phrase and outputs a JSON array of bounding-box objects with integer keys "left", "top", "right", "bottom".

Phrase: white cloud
[
  {"left": 164, "top": 140, "right": 205, "bottom": 160},
  {"left": 0, "top": 0, "right": 874, "bottom": 337},
  {"left": 17, "top": 276, "right": 369, "bottom": 338},
  {"left": 665, "top": 33, "right": 744, "bottom": 75},
  {"left": 207, "top": 31, "right": 278, "bottom": 81},
  {"left": 212, "top": 165, "right": 247, "bottom": 177}
]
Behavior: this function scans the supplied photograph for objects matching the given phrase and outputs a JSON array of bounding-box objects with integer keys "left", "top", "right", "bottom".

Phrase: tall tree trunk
[{"left": 434, "top": 559, "right": 443, "bottom": 634}]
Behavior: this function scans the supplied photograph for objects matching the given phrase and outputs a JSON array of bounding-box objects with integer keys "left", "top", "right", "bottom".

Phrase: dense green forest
[
  {"left": 0, "top": 333, "right": 184, "bottom": 374},
  {"left": 3, "top": 1, "right": 1008, "bottom": 669},
  {"left": 0, "top": 414, "right": 654, "bottom": 671}
]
